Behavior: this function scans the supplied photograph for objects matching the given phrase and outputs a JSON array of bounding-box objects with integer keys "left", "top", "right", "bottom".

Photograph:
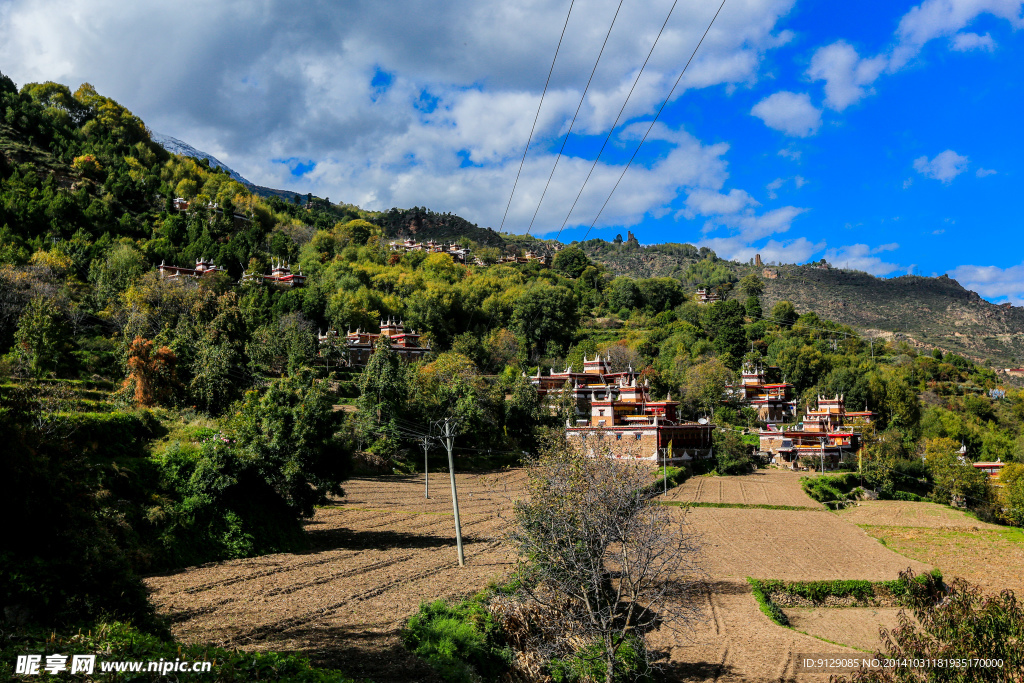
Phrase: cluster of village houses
[
  {"left": 386, "top": 238, "right": 555, "bottom": 267},
  {"left": 154, "top": 255, "right": 1007, "bottom": 476}
]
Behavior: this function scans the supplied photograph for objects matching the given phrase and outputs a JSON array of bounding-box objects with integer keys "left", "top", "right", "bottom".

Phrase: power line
[
  {"left": 498, "top": 0, "right": 577, "bottom": 233},
  {"left": 554, "top": 0, "right": 680, "bottom": 242},
  {"left": 525, "top": 0, "right": 626, "bottom": 236},
  {"left": 581, "top": 0, "right": 728, "bottom": 241}
]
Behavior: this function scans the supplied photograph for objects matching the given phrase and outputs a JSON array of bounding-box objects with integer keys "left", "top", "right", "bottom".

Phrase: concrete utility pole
[
  {"left": 819, "top": 436, "right": 827, "bottom": 474},
  {"left": 442, "top": 418, "right": 465, "bottom": 566},
  {"left": 421, "top": 436, "right": 431, "bottom": 499}
]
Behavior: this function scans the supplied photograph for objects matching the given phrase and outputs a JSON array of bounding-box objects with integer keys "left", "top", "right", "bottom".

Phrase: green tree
[
  {"left": 703, "top": 300, "right": 746, "bottom": 365},
  {"left": 770, "top": 300, "right": 798, "bottom": 328},
  {"left": 511, "top": 284, "right": 578, "bottom": 359},
  {"left": 231, "top": 369, "right": 349, "bottom": 517},
  {"left": 684, "top": 357, "right": 731, "bottom": 419},
  {"left": 714, "top": 429, "right": 755, "bottom": 475},
  {"left": 551, "top": 245, "right": 591, "bottom": 279},
  {"left": 605, "top": 276, "right": 640, "bottom": 312},
  {"left": 924, "top": 437, "right": 990, "bottom": 506},
  {"left": 637, "top": 277, "right": 685, "bottom": 313},
  {"left": 356, "top": 335, "right": 408, "bottom": 453},
  {"left": 738, "top": 274, "right": 764, "bottom": 298},
  {"left": 14, "top": 297, "right": 66, "bottom": 377}
]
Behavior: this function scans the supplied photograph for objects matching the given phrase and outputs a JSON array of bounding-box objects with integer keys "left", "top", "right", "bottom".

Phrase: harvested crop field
[
  {"left": 145, "top": 470, "right": 523, "bottom": 683},
  {"left": 782, "top": 607, "right": 903, "bottom": 652},
  {"left": 854, "top": 524, "right": 1024, "bottom": 597},
  {"left": 836, "top": 500, "right": 1024, "bottom": 596},
  {"left": 146, "top": 468, "right": 933, "bottom": 682},
  {"left": 839, "top": 500, "right": 1004, "bottom": 529},
  {"left": 665, "top": 469, "right": 823, "bottom": 508}
]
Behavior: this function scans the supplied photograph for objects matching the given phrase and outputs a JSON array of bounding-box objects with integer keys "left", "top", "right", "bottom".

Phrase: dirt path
[{"left": 145, "top": 468, "right": 932, "bottom": 682}]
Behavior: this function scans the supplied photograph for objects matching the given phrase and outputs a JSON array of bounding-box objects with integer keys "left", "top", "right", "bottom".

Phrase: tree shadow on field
[
  {"left": 305, "top": 526, "right": 487, "bottom": 552},
  {"left": 655, "top": 660, "right": 739, "bottom": 681},
  {"left": 705, "top": 579, "right": 753, "bottom": 596},
  {"left": 286, "top": 623, "right": 446, "bottom": 683}
]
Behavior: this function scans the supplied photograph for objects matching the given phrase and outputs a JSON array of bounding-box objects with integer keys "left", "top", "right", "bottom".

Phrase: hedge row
[{"left": 751, "top": 570, "right": 944, "bottom": 607}]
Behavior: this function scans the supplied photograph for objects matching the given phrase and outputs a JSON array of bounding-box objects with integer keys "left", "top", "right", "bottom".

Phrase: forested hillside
[{"left": 4, "top": 71, "right": 1024, "bottom": 681}]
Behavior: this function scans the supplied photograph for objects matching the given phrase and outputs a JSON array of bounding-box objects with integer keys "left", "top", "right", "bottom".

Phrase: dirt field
[
  {"left": 782, "top": 608, "right": 904, "bottom": 652},
  {"left": 146, "top": 468, "right": 933, "bottom": 682},
  {"left": 664, "top": 469, "right": 823, "bottom": 508},
  {"left": 145, "top": 470, "right": 523, "bottom": 683},
  {"left": 836, "top": 500, "right": 1024, "bottom": 596},
  {"left": 839, "top": 500, "right": 1004, "bottom": 529}
]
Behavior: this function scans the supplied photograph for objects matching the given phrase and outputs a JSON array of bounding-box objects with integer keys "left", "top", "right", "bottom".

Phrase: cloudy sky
[{"left": 1, "top": 0, "right": 1022, "bottom": 301}]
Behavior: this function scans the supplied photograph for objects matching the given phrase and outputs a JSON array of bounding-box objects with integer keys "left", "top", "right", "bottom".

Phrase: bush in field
[
  {"left": 509, "top": 435, "right": 705, "bottom": 683},
  {"left": 402, "top": 598, "right": 512, "bottom": 683},
  {"left": 833, "top": 570, "right": 1023, "bottom": 682},
  {"left": 713, "top": 429, "right": 755, "bottom": 475}
]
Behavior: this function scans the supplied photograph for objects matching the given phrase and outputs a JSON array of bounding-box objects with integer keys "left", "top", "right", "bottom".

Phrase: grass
[{"left": 857, "top": 523, "right": 1024, "bottom": 596}]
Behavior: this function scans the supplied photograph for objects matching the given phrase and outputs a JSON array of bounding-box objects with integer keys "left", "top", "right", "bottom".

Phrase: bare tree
[{"left": 507, "top": 436, "right": 705, "bottom": 683}]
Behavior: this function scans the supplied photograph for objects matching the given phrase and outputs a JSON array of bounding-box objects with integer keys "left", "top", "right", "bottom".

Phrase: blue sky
[{"left": 1, "top": 0, "right": 1021, "bottom": 300}]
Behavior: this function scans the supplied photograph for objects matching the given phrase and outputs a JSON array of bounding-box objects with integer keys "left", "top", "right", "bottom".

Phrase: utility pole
[
  {"left": 421, "top": 436, "right": 431, "bottom": 499},
  {"left": 819, "top": 436, "right": 827, "bottom": 474},
  {"left": 441, "top": 418, "right": 465, "bottom": 566}
]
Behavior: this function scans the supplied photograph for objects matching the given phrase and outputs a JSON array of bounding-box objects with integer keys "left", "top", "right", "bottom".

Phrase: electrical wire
[
  {"left": 525, "top": 0, "right": 625, "bottom": 237},
  {"left": 498, "top": 0, "right": 577, "bottom": 233},
  {"left": 554, "top": 0, "right": 680, "bottom": 242},
  {"left": 581, "top": 0, "right": 728, "bottom": 241}
]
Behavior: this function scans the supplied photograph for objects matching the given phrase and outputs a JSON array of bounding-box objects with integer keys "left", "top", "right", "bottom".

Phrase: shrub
[
  {"left": 548, "top": 634, "right": 651, "bottom": 683},
  {"left": 402, "top": 598, "right": 512, "bottom": 683}
]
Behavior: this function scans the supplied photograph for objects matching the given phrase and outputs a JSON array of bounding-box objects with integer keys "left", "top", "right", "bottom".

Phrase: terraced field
[
  {"left": 146, "top": 470, "right": 523, "bottom": 683},
  {"left": 147, "top": 468, "right": 937, "bottom": 682}
]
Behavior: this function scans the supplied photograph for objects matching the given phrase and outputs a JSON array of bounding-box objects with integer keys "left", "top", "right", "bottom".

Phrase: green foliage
[
  {"left": 548, "top": 634, "right": 651, "bottom": 683},
  {"left": 13, "top": 296, "right": 66, "bottom": 376},
  {"left": 551, "top": 245, "right": 591, "bottom": 279},
  {"left": 831, "top": 570, "right": 1022, "bottom": 683},
  {"left": 512, "top": 283, "right": 579, "bottom": 359},
  {"left": 231, "top": 368, "right": 350, "bottom": 517},
  {"left": 713, "top": 429, "right": 755, "bottom": 475},
  {"left": 401, "top": 598, "right": 512, "bottom": 683},
  {"left": 747, "top": 578, "right": 789, "bottom": 626},
  {"left": 801, "top": 473, "right": 863, "bottom": 509}
]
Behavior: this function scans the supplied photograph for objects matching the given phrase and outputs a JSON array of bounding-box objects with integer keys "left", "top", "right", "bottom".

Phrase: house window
[
  {"left": 616, "top": 433, "right": 622, "bottom": 440},
  {"left": 598, "top": 409, "right": 605, "bottom": 416},
  {"left": 635, "top": 433, "right": 642, "bottom": 441}
]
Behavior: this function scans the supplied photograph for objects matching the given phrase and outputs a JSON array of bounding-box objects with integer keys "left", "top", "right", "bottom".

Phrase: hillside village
[{"left": 3, "top": 74, "right": 1024, "bottom": 683}]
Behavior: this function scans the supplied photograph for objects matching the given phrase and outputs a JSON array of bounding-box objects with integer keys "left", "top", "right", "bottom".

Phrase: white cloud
[
  {"left": 824, "top": 243, "right": 903, "bottom": 276},
  {"left": 948, "top": 262, "right": 1024, "bottom": 304},
  {"left": 951, "top": 31, "right": 997, "bottom": 51},
  {"left": 892, "top": 0, "right": 1023, "bottom": 68},
  {"left": 976, "top": 167, "right": 998, "bottom": 177},
  {"left": 679, "top": 188, "right": 758, "bottom": 219},
  {"left": 0, "top": 0, "right": 804, "bottom": 232},
  {"left": 765, "top": 175, "right": 806, "bottom": 199},
  {"left": 913, "top": 150, "right": 970, "bottom": 182},
  {"left": 807, "top": 41, "right": 887, "bottom": 111},
  {"left": 803, "top": 1, "right": 1023, "bottom": 115},
  {"left": 778, "top": 147, "right": 801, "bottom": 160},
  {"left": 750, "top": 91, "right": 822, "bottom": 137},
  {"left": 699, "top": 236, "right": 824, "bottom": 264}
]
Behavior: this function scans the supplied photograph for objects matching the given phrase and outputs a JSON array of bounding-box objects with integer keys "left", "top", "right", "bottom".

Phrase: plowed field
[
  {"left": 146, "top": 468, "right": 934, "bottom": 682},
  {"left": 665, "top": 469, "right": 823, "bottom": 507},
  {"left": 838, "top": 500, "right": 1024, "bottom": 597},
  {"left": 145, "top": 471, "right": 523, "bottom": 682}
]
